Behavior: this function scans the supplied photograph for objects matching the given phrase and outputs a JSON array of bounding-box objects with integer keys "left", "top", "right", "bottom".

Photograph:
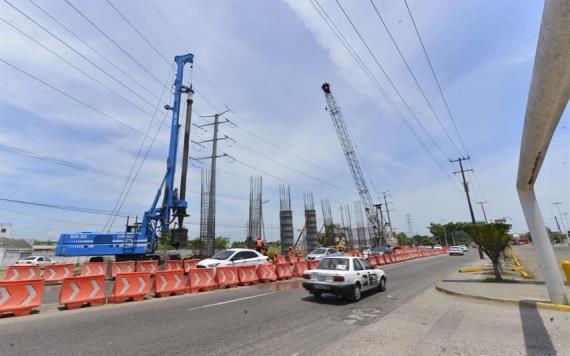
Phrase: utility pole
[
  {"left": 451, "top": 156, "right": 484, "bottom": 258},
  {"left": 477, "top": 201, "right": 488, "bottom": 223},
  {"left": 405, "top": 214, "right": 413, "bottom": 239},
  {"left": 382, "top": 192, "right": 394, "bottom": 244},
  {"left": 553, "top": 202, "right": 569, "bottom": 244},
  {"left": 193, "top": 109, "right": 234, "bottom": 256}
]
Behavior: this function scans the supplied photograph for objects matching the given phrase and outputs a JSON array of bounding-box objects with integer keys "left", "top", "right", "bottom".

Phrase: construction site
[{"left": 1, "top": 1, "right": 569, "bottom": 355}]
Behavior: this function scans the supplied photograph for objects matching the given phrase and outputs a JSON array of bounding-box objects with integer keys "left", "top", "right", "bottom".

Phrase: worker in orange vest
[{"left": 255, "top": 236, "right": 263, "bottom": 252}]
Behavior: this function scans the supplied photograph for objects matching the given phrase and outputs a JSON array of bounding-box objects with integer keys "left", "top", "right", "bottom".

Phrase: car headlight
[{"left": 209, "top": 263, "right": 220, "bottom": 267}]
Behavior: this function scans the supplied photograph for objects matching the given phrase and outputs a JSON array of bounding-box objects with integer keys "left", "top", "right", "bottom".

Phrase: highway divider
[
  {"left": 275, "top": 263, "right": 293, "bottom": 280},
  {"left": 187, "top": 268, "right": 217, "bottom": 293},
  {"left": 293, "top": 261, "right": 308, "bottom": 277},
  {"left": 154, "top": 270, "right": 185, "bottom": 297},
  {"left": 0, "top": 279, "right": 44, "bottom": 317},
  {"left": 111, "top": 261, "right": 135, "bottom": 279},
  {"left": 108, "top": 272, "right": 151, "bottom": 303},
  {"left": 136, "top": 260, "right": 158, "bottom": 275},
  {"left": 238, "top": 265, "right": 258, "bottom": 286},
  {"left": 44, "top": 263, "right": 74, "bottom": 284},
  {"left": 183, "top": 259, "right": 199, "bottom": 273},
  {"left": 80, "top": 262, "right": 107, "bottom": 277},
  {"left": 216, "top": 266, "right": 239, "bottom": 288},
  {"left": 164, "top": 260, "right": 183, "bottom": 271},
  {"left": 4, "top": 265, "right": 41, "bottom": 281},
  {"left": 59, "top": 275, "right": 106, "bottom": 309},
  {"left": 257, "top": 263, "right": 277, "bottom": 282}
]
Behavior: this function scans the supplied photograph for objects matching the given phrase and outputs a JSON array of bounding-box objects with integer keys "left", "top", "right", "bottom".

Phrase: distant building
[
  {"left": 0, "top": 223, "right": 12, "bottom": 238},
  {"left": 0, "top": 237, "right": 33, "bottom": 267}
]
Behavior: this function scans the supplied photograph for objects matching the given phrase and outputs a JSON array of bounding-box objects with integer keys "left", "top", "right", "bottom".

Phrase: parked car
[
  {"left": 15, "top": 256, "right": 56, "bottom": 268},
  {"left": 448, "top": 246, "right": 464, "bottom": 256},
  {"left": 369, "top": 246, "right": 388, "bottom": 256},
  {"left": 459, "top": 245, "right": 468, "bottom": 252},
  {"left": 306, "top": 247, "right": 342, "bottom": 261},
  {"left": 433, "top": 245, "right": 443, "bottom": 250},
  {"left": 302, "top": 256, "right": 387, "bottom": 302},
  {"left": 197, "top": 248, "right": 268, "bottom": 268}
]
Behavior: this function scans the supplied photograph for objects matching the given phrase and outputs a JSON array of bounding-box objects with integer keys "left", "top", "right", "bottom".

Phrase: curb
[{"left": 435, "top": 283, "right": 570, "bottom": 312}]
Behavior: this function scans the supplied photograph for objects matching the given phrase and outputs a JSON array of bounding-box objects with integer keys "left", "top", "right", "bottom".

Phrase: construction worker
[
  {"left": 255, "top": 236, "right": 263, "bottom": 252},
  {"left": 261, "top": 242, "right": 268, "bottom": 256}
]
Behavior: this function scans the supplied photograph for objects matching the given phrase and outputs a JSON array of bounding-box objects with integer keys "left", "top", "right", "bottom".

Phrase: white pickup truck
[{"left": 302, "top": 256, "right": 387, "bottom": 302}]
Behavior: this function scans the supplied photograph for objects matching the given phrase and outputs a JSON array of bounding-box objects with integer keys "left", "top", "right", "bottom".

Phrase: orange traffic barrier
[
  {"left": 136, "top": 260, "right": 158, "bottom": 275},
  {"left": 80, "top": 262, "right": 107, "bottom": 277},
  {"left": 296, "top": 255, "right": 305, "bottom": 262},
  {"left": 183, "top": 259, "right": 199, "bottom": 273},
  {"left": 293, "top": 261, "right": 308, "bottom": 277},
  {"left": 0, "top": 279, "right": 44, "bottom": 317},
  {"left": 216, "top": 266, "right": 239, "bottom": 288},
  {"left": 257, "top": 264, "right": 277, "bottom": 282},
  {"left": 273, "top": 255, "right": 286, "bottom": 264},
  {"left": 238, "top": 265, "right": 258, "bottom": 286},
  {"left": 367, "top": 256, "right": 377, "bottom": 266},
  {"left": 286, "top": 255, "right": 297, "bottom": 263},
  {"left": 108, "top": 272, "right": 151, "bottom": 303},
  {"left": 307, "top": 260, "right": 320, "bottom": 270},
  {"left": 4, "top": 265, "right": 41, "bottom": 281},
  {"left": 154, "top": 270, "right": 185, "bottom": 297},
  {"left": 164, "top": 260, "right": 183, "bottom": 271},
  {"left": 187, "top": 268, "right": 218, "bottom": 293},
  {"left": 275, "top": 263, "right": 293, "bottom": 280},
  {"left": 59, "top": 275, "right": 105, "bottom": 309},
  {"left": 111, "top": 261, "right": 135, "bottom": 278},
  {"left": 44, "top": 263, "right": 74, "bottom": 284}
]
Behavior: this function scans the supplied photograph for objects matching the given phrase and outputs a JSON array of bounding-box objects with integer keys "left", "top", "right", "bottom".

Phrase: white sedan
[
  {"left": 302, "top": 256, "right": 386, "bottom": 302},
  {"left": 197, "top": 248, "right": 268, "bottom": 268},
  {"left": 15, "top": 256, "right": 56, "bottom": 268}
]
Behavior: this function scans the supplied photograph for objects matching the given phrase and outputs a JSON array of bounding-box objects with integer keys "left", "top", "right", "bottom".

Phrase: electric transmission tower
[{"left": 321, "top": 83, "right": 383, "bottom": 246}]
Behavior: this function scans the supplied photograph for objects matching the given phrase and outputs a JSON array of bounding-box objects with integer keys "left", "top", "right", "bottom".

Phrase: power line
[
  {"left": 0, "top": 142, "right": 156, "bottom": 186},
  {"left": 104, "top": 0, "right": 171, "bottom": 66},
  {"left": 0, "top": 16, "right": 156, "bottom": 118},
  {"left": 334, "top": 0, "right": 453, "bottom": 160},
  {"left": 0, "top": 58, "right": 167, "bottom": 145},
  {"left": 3, "top": 0, "right": 159, "bottom": 110},
  {"left": 402, "top": 0, "right": 490, "bottom": 203},
  {"left": 0, "top": 197, "right": 131, "bottom": 217},
  {"left": 368, "top": 0, "right": 463, "bottom": 155},
  {"left": 105, "top": 66, "right": 176, "bottom": 231},
  {"left": 63, "top": 0, "right": 169, "bottom": 89},
  {"left": 402, "top": 0, "right": 470, "bottom": 156},
  {"left": 27, "top": 0, "right": 161, "bottom": 102},
  {"left": 310, "top": 0, "right": 460, "bottom": 191}
]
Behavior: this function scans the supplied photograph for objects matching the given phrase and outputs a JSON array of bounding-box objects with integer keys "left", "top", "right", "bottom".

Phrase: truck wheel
[
  {"left": 378, "top": 277, "right": 386, "bottom": 292},
  {"left": 351, "top": 284, "right": 361, "bottom": 302}
]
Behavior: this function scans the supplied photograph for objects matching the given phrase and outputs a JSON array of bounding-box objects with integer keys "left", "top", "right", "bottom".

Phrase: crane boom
[
  {"left": 56, "top": 53, "right": 194, "bottom": 258},
  {"left": 321, "top": 82, "right": 383, "bottom": 246}
]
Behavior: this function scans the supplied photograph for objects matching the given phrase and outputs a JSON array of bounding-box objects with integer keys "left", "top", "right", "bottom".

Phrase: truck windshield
[
  {"left": 211, "top": 250, "right": 234, "bottom": 260},
  {"left": 317, "top": 258, "right": 349, "bottom": 271}
]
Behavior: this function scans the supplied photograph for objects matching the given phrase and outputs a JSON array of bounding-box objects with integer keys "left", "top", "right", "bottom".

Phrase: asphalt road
[{"left": 0, "top": 252, "right": 478, "bottom": 356}]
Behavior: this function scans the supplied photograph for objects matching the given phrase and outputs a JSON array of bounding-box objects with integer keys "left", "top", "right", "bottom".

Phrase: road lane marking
[{"left": 187, "top": 291, "right": 279, "bottom": 311}]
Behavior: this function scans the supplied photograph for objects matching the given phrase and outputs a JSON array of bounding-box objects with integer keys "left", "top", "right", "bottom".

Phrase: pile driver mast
[
  {"left": 321, "top": 83, "right": 384, "bottom": 247},
  {"left": 56, "top": 53, "right": 195, "bottom": 258}
]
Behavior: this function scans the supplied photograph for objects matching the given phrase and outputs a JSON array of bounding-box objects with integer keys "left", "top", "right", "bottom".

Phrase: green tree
[
  {"left": 464, "top": 223, "right": 511, "bottom": 281},
  {"left": 231, "top": 240, "right": 247, "bottom": 248},
  {"left": 429, "top": 222, "right": 471, "bottom": 245}
]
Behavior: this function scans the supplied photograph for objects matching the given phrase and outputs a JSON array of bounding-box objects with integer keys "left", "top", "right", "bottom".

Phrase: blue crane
[{"left": 56, "top": 53, "right": 195, "bottom": 260}]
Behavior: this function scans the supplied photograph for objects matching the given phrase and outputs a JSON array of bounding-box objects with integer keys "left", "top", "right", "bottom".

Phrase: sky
[{"left": 0, "top": 0, "right": 568, "bottom": 242}]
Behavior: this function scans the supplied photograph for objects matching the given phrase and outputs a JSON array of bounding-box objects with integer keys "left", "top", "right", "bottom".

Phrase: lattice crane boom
[{"left": 321, "top": 82, "right": 383, "bottom": 246}]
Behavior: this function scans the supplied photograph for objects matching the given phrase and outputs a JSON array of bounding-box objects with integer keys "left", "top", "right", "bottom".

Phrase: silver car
[{"left": 306, "top": 247, "right": 342, "bottom": 261}]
